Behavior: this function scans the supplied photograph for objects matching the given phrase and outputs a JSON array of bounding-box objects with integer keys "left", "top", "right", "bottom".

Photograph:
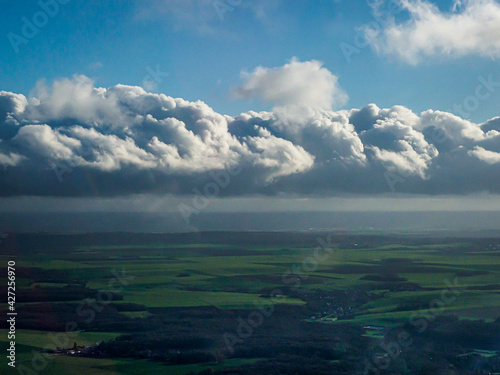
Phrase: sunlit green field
[{"left": 8, "top": 240, "right": 500, "bottom": 316}]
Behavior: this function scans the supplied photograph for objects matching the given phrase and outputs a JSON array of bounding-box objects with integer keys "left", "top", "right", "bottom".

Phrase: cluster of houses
[
  {"left": 303, "top": 288, "right": 366, "bottom": 321},
  {"left": 48, "top": 342, "right": 101, "bottom": 357}
]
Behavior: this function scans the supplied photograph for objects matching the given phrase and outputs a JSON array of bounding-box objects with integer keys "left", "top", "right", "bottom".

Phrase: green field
[{"left": 1, "top": 232, "right": 499, "bottom": 374}]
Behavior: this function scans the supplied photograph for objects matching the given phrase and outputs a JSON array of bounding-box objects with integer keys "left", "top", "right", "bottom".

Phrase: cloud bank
[
  {"left": 366, "top": 0, "right": 500, "bottom": 64},
  {"left": 0, "top": 67, "right": 499, "bottom": 197}
]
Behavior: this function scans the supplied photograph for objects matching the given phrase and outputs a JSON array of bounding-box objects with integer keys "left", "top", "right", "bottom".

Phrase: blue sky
[{"left": 1, "top": 0, "right": 500, "bottom": 123}]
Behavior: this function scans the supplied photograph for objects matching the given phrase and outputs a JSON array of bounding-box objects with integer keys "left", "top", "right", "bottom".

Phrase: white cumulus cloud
[
  {"left": 234, "top": 58, "right": 348, "bottom": 110},
  {"left": 367, "top": 0, "right": 500, "bottom": 64}
]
